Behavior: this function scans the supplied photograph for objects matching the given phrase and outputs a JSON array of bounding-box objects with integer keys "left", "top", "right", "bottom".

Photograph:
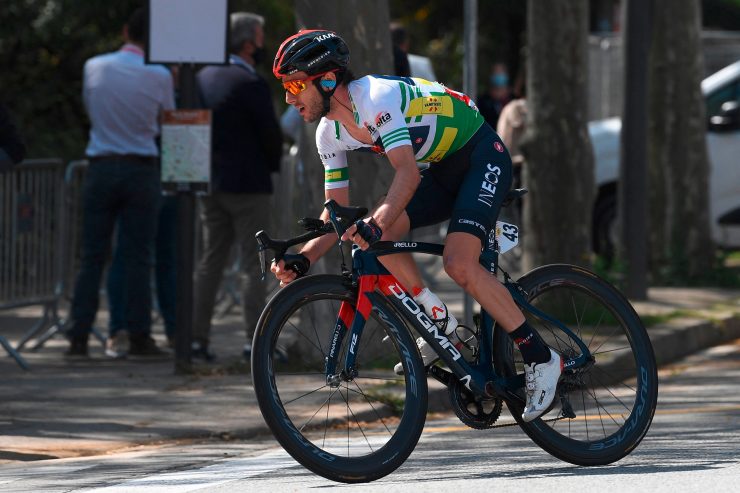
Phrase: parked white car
[{"left": 589, "top": 60, "right": 740, "bottom": 256}]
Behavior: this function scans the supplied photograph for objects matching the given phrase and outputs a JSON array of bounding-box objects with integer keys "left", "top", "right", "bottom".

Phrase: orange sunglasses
[{"left": 282, "top": 71, "right": 337, "bottom": 96}]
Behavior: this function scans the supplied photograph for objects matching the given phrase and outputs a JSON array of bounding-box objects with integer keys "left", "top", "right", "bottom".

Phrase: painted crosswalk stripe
[{"left": 84, "top": 449, "right": 299, "bottom": 492}]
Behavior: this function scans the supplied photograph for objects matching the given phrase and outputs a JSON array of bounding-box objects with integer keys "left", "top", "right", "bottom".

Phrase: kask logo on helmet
[{"left": 314, "top": 32, "right": 337, "bottom": 42}]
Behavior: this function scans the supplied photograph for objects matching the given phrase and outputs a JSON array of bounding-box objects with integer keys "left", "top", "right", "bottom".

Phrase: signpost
[
  {"left": 620, "top": 0, "right": 652, "bottom": 300},
  {"left": 147, "top": 0, "right": 229, "bottom": 372},
  {"left": 463, "top": 0, "right": 478, "bottom": 326}
]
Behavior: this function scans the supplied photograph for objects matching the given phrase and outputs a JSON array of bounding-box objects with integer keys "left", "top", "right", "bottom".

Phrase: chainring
[{"left": 448, "top": 377, "right": 503, "bottom": 429}]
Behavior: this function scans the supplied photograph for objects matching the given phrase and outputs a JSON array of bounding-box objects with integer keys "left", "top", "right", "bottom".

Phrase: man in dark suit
[{"left": 192, "top": 12, "right": 282, "bottom": 361}]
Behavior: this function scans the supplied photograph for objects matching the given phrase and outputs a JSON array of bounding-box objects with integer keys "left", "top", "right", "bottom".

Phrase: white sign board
[{"left": 147, "top": 0, "right": 228, "bottom": 64}]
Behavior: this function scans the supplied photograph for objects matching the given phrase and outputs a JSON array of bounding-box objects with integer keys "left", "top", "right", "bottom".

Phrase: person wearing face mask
[
  {"left": 192, "top": 12, "right": 282, "bottom": 362},
  {"left": 477, "top": 62, "right": 513, "bottom": 129}
]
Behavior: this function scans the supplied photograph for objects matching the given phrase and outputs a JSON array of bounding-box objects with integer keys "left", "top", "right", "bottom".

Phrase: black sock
[{"left": 509, "top": 322, "right": 551, "bottom": 364}]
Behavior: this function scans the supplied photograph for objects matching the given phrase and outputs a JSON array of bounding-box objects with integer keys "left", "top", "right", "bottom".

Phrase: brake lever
[
  {"left": 255, "top": 231, "right": 270, "bottom": 281},
  {"left": 298, "top": 217, "right": 325, "bottom": 232}
]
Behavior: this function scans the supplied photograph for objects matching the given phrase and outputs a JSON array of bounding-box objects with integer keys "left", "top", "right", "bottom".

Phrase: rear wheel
[
  {"left": 494, "top": 264, "right": 658, "bottom": 465},
  {"left": 251, "top": 275, "right": 428, "bottom": 483}
]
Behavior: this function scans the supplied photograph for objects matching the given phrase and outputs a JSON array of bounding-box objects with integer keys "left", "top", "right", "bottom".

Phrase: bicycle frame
[{"left": 323, "top": 232, "right": 593, "bottom": 405}]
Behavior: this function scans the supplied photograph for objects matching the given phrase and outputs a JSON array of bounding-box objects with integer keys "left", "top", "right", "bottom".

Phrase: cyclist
[{"left": 270, "top": 30, "right": 561, "bottom": 421}]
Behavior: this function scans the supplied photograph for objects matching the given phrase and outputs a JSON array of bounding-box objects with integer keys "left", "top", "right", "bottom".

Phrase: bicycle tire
[
  {"left": 493, "top": 264, "right": 658, "bottom": 466},
  {"left": 251, "top": 275, "right": 428, "bottom": 483}
]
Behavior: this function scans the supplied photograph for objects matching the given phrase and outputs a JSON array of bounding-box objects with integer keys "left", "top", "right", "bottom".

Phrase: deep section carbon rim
[
  {"left": 495, "top": 265, "right": 658, "bottom": 465},
  {"left": 252, "top": 276, "right": 427, "bottom": 482}
]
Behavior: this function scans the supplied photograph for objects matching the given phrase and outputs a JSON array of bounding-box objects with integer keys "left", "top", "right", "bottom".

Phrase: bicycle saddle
[{"left": 502, "top": 188, "right": 528, "bottom": 207}]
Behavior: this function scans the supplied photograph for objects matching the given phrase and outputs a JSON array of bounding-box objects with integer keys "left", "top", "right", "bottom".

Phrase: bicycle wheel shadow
[{"left": 397, "top": 419, "right": 738, "bottom": 481}]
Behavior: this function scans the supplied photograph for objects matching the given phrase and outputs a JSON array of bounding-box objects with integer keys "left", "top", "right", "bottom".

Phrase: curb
[{"left": 648, "top": 314, "right": 740, "bottom": 366}]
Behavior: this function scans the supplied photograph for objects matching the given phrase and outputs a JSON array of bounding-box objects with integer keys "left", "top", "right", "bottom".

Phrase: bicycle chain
[
  {"left": 483, "top": 415, "right": 568, "bottom": 429},
  {"left": 447, "top": 381, "right": 569, "bottom": 430}
]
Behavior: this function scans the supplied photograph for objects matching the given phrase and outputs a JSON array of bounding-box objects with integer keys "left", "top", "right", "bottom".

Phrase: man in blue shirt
[{"left": 65, "top": 7, "right": 175, "bottom": 358}]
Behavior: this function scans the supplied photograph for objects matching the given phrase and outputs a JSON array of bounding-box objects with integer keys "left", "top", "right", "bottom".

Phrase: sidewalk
[{"left": 1, "top": 282, "right": 739, "bottom": 463}]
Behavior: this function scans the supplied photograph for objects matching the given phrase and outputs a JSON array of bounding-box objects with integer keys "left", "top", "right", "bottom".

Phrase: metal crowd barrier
[
  {"left": 19, "top": 160, "right": 106, "bottom": 353},
  {"left": 0, "top": 159, "right": 65, "bottom": 369},
  {"left": 0, "top": 159, "right": 110, "bottom": 370}
]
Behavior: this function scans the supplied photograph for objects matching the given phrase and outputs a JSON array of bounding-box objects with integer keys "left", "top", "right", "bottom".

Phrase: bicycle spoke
[
  {"left": 253, "top": 263, "right": 428, "bottom": 478},
  {"left": 596, "top": 389, "right": 608, "bottom": 438},
  {"left": 306, "top": 300, "right": 332, "bottom": 358},
  {"left": 497, "top": 266, "right": 657, "bottom": 465},
  {"left": 591, "top": 345, "right": 632, "bottom": 356},
  {"left": 352, "top": 380, "right": 395, "bottom": 435},
  {"left": 288, "top": 318, "right": 327, "bottom": 357},
  {"left": 352, "top": 375, "right": 404, "bottom": 383},
  {"left": 586, "top": 308, "right": 608, "bottom": 349},
  {"left": 592, "top": 367, "right": 637, "bottom": 412},
  {"left": 297, "top": 386, "right": 341, "bottom": 433},
  {"left": 581, "top": 387, "right": 590, "bottom": 441},
  {"left": 282, "top": 383, "right": 330, "bottom": 407},
  {"left": 277, "top": 371, "right": 326, "bottom": 377},
  {"left": 592, "top": 370, "right": 632, "bottom": 420},
  {"left": 570, "top": 293, "right": 585, "bottom": 342},
  {"left": 336, "top": 383, "right": 376, "bottom": 454},
  {"left": 538, "top": 318, "right": 576, "bottom": 353},
  {"left": 590, "top": 323, "right": 627, "bottom": 356}
]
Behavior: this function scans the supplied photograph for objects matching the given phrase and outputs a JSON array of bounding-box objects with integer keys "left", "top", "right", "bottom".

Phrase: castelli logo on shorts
[{"left": 494, "top": 141, "right": 504, "bottom": 152}]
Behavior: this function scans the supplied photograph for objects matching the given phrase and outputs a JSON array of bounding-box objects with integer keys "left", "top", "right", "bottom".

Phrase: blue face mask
[{"left": 491, "top": 73, "right": 509, "bottom": 88}]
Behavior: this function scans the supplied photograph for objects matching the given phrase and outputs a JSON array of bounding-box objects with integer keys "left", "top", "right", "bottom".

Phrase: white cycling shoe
[
  {"left": 521, "top": 348, "right": 563, "bottom": 422},
  {"left": 393, "top": 337, "right": 442, "bottom": 375}
]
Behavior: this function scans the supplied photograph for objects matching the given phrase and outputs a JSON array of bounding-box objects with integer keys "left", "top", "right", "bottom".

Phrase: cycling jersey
[
  {"left": 318, "top": 75, "right": 484, "bottom": 190},
  {"left": 316, "top": 74, "right": 511, "bottom": 245}
]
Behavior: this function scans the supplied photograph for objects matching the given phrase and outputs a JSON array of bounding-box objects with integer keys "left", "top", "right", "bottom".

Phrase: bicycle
[{"left": 251, "top": 190, "right": 658, "bottom": 483}]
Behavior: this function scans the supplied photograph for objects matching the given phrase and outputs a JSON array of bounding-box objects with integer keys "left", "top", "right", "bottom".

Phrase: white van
[{"left": 589, "top": 60, "right": 740, "bottom": 255}]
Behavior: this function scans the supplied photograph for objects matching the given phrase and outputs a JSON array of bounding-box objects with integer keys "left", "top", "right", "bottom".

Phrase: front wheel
[
  {"left": 493, "top": 264, "right": 658, "bottom": 466},
  {"left": 251, "top": 275, "right": 428, "bottom": 483}
]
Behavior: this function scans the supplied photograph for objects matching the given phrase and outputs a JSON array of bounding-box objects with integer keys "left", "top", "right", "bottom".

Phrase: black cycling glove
[
  {"left": 282, "top": 253, "right": 311, "bottom": 277},
  {"left": 353, "top": 218, "right": 383, "bottom": 246}
]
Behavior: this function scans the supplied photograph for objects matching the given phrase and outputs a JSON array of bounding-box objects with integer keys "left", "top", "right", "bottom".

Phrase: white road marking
[
  {"left": 0, "top": 464, "right": 96, "bottom": 487},
  {"left": 83, "top": 449, "right": 299, "bottom": 492}
]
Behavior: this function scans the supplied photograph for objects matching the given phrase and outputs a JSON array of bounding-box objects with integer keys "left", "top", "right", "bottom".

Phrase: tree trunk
[
  {"left": 648, "top": 0, "right": 713, "bottom": 281},
  {"left": 294, "top": 0, "right": 394, "bottom": 209},
  {"left": 520, "top": 0, "right": 594, "bottom": 271},
  {"left": 618, "top": 0, "right": 651, "bottom": 300},
  {"left": 286, "top": 1, "right": 395, "bottom": 359},
  {"left": 291, "top": 1, "right": 395, "bottom": 277}
]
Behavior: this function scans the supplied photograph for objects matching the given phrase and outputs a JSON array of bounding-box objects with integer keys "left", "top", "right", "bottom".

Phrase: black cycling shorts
[{"left": 405, "top": 123, "right": 513, "bottom": 245}]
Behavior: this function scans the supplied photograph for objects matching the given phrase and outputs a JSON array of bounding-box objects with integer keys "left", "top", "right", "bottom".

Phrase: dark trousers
[
  {"left": 108, "top": 195, "right": 177, "bottom": 339},
  {"left": 193, "top": 192, "right": 269, "bottom": 344},
  {"left": 67, "top": 159, "right": 160, "bottom": 338}
]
